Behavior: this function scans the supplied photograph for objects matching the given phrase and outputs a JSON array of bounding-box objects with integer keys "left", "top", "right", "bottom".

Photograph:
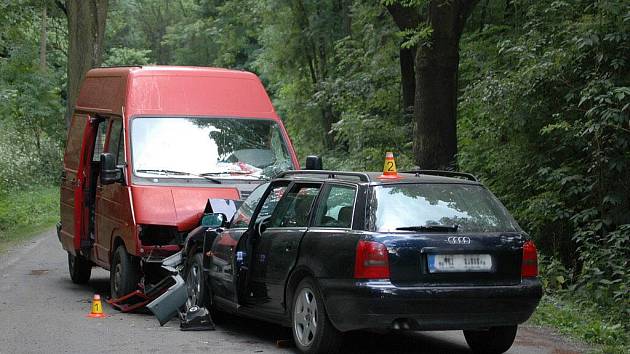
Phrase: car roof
[{"left": 274, "top": 170, "right": 481, "bottom": 186}]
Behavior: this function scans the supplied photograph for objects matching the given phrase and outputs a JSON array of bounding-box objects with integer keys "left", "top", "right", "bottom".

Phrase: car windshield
[
  {"left": 131, "top": 117, "right": 295, "bottom": 179},
  {"left": 369, "top": 183, "right": 520, "bottom": 233}
]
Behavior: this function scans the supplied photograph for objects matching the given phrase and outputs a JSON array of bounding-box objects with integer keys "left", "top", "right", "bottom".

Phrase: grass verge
[
  {"left": 0, "top": 186, "right": 59, "bottom": 252},
  {"left": 530, "top": 294, "right": 629, "bottom": 353}
]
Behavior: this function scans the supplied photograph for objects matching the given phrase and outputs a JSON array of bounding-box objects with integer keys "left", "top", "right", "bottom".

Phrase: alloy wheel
[
  {"left": 186, "top": 262, "right": 201, "bottom": 307},
  {"left": 293, "top": 287, "right": 318, "bottom": 347}
]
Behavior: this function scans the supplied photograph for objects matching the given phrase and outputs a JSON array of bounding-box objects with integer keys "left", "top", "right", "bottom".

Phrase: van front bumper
[{"left": 319, "top": 278, "right": 542, "bottom": 332}]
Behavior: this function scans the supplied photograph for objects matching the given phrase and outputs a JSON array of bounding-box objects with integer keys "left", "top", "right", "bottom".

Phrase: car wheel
[
  {"left": 463, "top": 325, "right": 518, "bottom": 354},
  {"left": 292, "top": 278, "right": 342, "bottom": 354},
  {"left": 110, "top": 245, "right": 140, "bottom": 300},
  {"left": 68, "top": 252, "right": 91, "bottom": 284},
  {"left": 185, "top": 252, "right": 208, "bottom": 308}
]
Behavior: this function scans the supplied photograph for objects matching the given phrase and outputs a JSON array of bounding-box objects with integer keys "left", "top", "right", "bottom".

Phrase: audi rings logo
[{"left": 447, "top": 236, "right": 471, "bottom": 245}]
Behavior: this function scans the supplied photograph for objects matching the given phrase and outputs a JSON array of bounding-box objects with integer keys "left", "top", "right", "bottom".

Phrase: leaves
[{"left": 459, "top": 0, "right": 630, "bottom": 322}]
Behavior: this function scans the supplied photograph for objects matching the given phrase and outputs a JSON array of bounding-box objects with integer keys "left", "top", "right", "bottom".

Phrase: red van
[{"left": 58, "top": 66, "right": 299, "bottom": 299}]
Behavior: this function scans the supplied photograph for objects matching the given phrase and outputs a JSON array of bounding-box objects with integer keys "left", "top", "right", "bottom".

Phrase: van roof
[
  {"left": 86, "top": 66, "right": 259, "bottom": 79},
  {"left": 76, "top": 66, "right": 276, "bottom": 118}
]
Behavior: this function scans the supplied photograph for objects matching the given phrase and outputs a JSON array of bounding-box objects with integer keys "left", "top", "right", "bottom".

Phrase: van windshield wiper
[
  {"left": 136, "top": 169, "right": 222, "bottom": 184},
  {"left": 396, "top": 225, "right": 459, "bottom": 232},
  {"left": 200, "top": 171, "right": 268, "bottom": 180}
]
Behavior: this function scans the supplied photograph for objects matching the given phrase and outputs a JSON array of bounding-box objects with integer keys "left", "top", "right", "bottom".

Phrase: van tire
[
  {"left": 68, "top": 252, "right": 91, "bottom": 284},
  {"left": 463, "top": 325, "right": 518, "bottom": 354},
  {"left": 110, "top": 245, "right": 140, "bottom": 300}
]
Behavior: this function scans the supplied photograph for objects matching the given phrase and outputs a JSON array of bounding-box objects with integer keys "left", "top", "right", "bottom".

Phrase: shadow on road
[{"left": 80, "top": 278, "right": 471, "bottom": 353}]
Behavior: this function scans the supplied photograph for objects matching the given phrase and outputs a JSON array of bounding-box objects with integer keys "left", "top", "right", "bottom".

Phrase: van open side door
[{"left": 59, "top": 114, "right": 102, "bottom": 255}]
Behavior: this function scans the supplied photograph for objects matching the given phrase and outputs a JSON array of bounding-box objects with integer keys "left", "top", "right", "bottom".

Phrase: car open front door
[{"left": 245, "top": 182, "right": 322, "bottom": 315}]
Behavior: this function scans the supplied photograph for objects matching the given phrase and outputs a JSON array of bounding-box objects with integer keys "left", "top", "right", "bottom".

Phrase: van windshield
[
  {"left": 131, "top": 117, "right": 295, "bottom": 180},
  {"left": 368, "top": 184, "right": 521, "bottom": 233}
]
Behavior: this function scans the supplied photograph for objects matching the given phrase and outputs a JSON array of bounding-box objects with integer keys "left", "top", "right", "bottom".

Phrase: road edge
[{"left": 0, "top": 228, "right": 54, "bottom": 272}]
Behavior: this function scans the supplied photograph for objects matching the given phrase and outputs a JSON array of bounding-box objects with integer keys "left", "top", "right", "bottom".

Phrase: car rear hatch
[
  {"left": 367, "top": 182, "right": 527, "bottom": 287},
  {"left": 377, "top": 232, "right": 524, "bottom": 287}
]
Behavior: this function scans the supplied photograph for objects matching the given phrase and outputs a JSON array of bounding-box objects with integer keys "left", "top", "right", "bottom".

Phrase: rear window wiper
[
  {"left": 136, "top": 169, "right": 222, "bottom": 184},
  {"left": 395, "top": 225, "right": 459, "bottom": 232}
]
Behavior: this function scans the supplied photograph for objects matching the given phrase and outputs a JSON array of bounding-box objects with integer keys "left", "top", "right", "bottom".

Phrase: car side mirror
[
  {"left": 201, "top": 213, "right": 229, "bottom": 228},
  {"left": 100, "top": 153, "right": 123, "bottom": 185},
  {"left": 305, "top": 155, "right": 323, "bottom": 170}
]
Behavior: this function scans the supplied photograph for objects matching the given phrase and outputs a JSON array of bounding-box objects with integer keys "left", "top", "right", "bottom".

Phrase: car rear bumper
[{"left": 319, "top": 278, "right": 542, "bottom": 332}]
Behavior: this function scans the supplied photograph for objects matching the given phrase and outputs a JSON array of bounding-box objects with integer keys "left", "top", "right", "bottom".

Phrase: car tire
[
  {"left": 463, "top": 325, "right": 518, "bottom": 354},
  {"left": 68, "top": 252, "right": 91, "bottom": 284},
  {"left": 291, "top": 278, "right": 342, "bottom": 354},
  {"left": 110, "top": 245, "right": 140, "bottom": 300},
  {"left": 185, "top": 252, "right": 208, "bottom": 308}
]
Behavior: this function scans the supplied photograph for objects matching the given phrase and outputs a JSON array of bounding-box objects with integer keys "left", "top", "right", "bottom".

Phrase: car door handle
[{"left": 285, "top": 246, "right": 293, "bottom": 252}]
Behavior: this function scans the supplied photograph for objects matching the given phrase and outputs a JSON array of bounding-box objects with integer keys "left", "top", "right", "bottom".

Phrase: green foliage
[
  {"left": 459, "top": 0, "right": 630, "bottom": 319},
  {"left": 0, "top": 185, "right": 59, "bottom": 251},
  {"left": 531, "top": 295, "right": 629, "bottom": 352},
  {"left": 103, "top": 47, "right": 152, "bottom": 66},
  {"left": 0, "top": 1, "right": 66, "bottom": 194}
]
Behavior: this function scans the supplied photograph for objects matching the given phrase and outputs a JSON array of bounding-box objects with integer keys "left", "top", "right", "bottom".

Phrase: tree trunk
[
  {"left": 400, "top": 46, "right": 416, "bottom": 112},
  {"left": 386, "top": 3, "right": 421, "bottom": 113},
  {"left": 413, "top": 0, "right": 478, "bottom": 170},
  {"left": 64, "top": 0, "right": 109, "bottom": 127},
  {"left": 39, "top": 4, "right": 47, "bottom": 72}
]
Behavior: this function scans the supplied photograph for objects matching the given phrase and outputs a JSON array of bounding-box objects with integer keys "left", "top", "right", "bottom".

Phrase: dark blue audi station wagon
[{"left": 182, "top": 169, "right": 542, "bottom": 354}]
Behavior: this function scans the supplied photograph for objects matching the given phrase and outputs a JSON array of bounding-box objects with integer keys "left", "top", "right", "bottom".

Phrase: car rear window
[{"left": 368, "top": 183, "right": 520, "bottom": 233}]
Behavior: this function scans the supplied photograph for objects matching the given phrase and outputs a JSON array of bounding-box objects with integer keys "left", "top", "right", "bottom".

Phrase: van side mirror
[
  {"left": 100, "top": 153, "right": 123, "bottom": 185},
  {"left": 201, "top": 213, "right": 229, "bottom": 228},
  {"left": 305, "top": 155, "right": 323, "bottom": 170}
]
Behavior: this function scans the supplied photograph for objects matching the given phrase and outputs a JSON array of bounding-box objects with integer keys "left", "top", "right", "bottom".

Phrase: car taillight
[
  {"left": 354, "top": 240, "right": 390, "bottom": 279},
  {"left": 521, "top": 240, "right": 538, "bottom": 278}
]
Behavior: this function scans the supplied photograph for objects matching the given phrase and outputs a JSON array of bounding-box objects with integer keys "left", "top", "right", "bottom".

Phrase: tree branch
[
  {"left": 55, "top": 0, "right": 67, "bottom": 16},
  {"left": 386, "top": 2, "right": 421, "bottom": 30}
]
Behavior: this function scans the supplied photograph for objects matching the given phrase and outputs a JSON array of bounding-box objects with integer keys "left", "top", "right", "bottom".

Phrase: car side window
[
  {"left": 313, "top": 184, "right": 357, "bottom": 228},
  {"left": 268, "top": 184, "right": 321, "bottom": 228},
  {"left": 254, "top": 183, "right": 288, "bottom": 224},
  {"left": 231, "top": 183, "right": 270, "bottom": 228}
]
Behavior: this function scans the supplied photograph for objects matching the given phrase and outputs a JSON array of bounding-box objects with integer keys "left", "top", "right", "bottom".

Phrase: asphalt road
[{"left": 0, "top": 229, "right": 590, "bottom": 354}]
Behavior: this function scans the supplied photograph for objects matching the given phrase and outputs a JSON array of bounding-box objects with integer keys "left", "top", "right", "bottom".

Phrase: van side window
[
  {"left": 108, "top": 119, "right": 124, "bottom": 164},
  {"left": 64, "top": 114, "right": 88, "bottom": 170},
  {"left": 92, "top": 122, "right": 107, "bottom": 162}
]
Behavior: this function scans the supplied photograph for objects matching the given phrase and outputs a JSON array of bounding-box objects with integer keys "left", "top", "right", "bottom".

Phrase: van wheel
[
  {"left": 292, "top": 278, "right": 342, "bottom": 354},
  {"left": 185, "top": 252, "right": 208, "bottom": 308},
  {"left": 464, "top": 325, "right": 518, "bottom": 354},
  {"left": 68, "top": 252, "right": 91, "bottom": 284},
  {"left": 110, "top": 246, "right": 140, "bottom": 300}
]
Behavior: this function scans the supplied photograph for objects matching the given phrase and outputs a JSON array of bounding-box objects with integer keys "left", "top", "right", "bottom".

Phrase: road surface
[{"left": 0, "top": 229, "right": 590, "bottom": 354}]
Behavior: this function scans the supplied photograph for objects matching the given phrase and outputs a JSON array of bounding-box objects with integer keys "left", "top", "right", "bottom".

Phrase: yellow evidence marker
[
  {"left": 379, "top": 151, "right": 400, "bottom": 179},
  {"left": 87, "top": 294, "right": 108, "bottom": 318}
]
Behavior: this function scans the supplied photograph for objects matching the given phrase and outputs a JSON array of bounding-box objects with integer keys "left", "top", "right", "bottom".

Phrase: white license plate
[{"left": 427, "top": 254, "right": 493, "bottom": 273}]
